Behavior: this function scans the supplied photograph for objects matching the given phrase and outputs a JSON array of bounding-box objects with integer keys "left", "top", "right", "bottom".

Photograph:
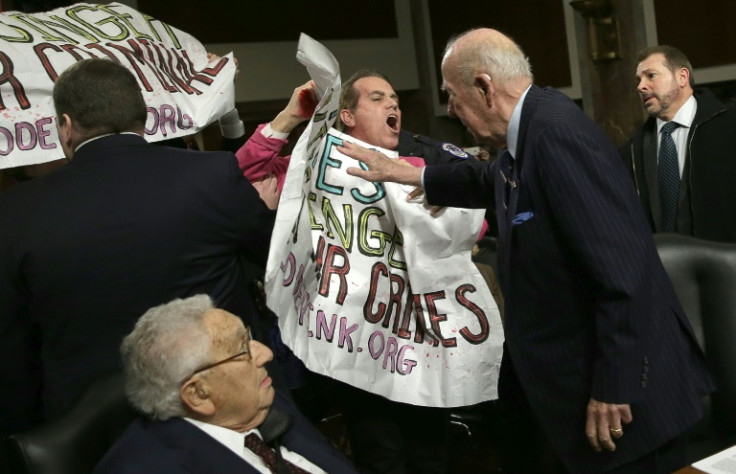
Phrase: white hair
[
  {"left": 121, "top": 294, "right": 213, "bottom": 420},
  {"left": 444, "top": 28, "right": 533, "bottom": 87}
]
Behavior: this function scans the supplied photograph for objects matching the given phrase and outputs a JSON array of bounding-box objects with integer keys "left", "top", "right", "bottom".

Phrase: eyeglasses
[{"left": 181, "top": 327, "right": 252, "bottom": 383}]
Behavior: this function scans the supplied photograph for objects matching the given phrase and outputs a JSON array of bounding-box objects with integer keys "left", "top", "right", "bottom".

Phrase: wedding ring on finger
[{"left": 609, "top": 427, "right": 623, "bottom": 434}]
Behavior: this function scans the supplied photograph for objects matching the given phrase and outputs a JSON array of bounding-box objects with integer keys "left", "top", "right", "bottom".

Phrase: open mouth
[{"left": 386, "top": 114, "right": 398, "bottom": 131}]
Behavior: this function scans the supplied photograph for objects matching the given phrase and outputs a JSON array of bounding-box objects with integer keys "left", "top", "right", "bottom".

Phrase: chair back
[
  {"left": 0, "top": 372, "right": 135, "bottom": 474},
  {"left": 654, "top": 233, "right": 736, "bottom": 460}
]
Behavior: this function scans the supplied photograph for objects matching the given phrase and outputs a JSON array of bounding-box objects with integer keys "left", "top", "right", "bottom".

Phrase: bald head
[
  {"left": 442, "top": 28, "right": 533, "bottom": 90},
  {"left": 440, "top": 28, "right": 533, "bottom": 149}
]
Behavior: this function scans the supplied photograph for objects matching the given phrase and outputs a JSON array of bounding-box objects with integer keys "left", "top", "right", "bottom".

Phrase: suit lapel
[
  {"left": 641, "top": 123, "right": 662, "bottom": 231},
  {"left": 149, "top": 418, "right": 260, "bottom": 473},
  {"left": 497, "top": 85, "right": 541, "bottom": 291}
]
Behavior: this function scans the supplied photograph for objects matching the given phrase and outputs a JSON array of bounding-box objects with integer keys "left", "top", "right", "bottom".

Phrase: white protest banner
[
  {"left": 264, "top": 34, "right": 504, "bottom": 407},
  {"left": 0, "top": 2, "right": 236, "bottom": 169}
]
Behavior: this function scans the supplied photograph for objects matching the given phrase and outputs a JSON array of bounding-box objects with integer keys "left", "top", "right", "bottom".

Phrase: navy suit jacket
[
  {"left": 0, "top": 134, "right": 275, "bottom": 435},
  {"left": 94, "top": 390, "right": 357, "bottom": 474},
  {"left": 424, "top": 85, "right": 714, "bottom": 472}
]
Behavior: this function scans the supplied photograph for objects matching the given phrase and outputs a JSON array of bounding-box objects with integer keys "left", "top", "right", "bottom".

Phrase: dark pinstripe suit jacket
[{"left": 424, "top": 85, "right": 714, "bottom": 473}]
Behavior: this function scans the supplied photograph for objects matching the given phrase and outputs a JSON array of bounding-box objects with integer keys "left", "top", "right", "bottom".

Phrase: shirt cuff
[
  {"left": 218, "top": 108, "right": 245, "bottom": 139},
  {"left": 261, "top": 123, "right": 290, "bottom": 140}
]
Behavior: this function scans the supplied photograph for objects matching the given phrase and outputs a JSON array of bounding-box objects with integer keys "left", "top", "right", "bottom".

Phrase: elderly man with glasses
[{"left": 95, "top": 294, "right": 357, "bottom": 474}]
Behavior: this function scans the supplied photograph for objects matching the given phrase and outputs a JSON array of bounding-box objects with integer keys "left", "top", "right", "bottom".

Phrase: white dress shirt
[
  {"left": 656, "top": 94, "right": 697, "bottom": 177},
  {"left": 185, "top": 418, "right": 326, "bottom": 474}
]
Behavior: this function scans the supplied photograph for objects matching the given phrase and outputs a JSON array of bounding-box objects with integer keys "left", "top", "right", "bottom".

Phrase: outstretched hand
[{"left": 340, "top": 141, "right": 423, "bottom": 187}]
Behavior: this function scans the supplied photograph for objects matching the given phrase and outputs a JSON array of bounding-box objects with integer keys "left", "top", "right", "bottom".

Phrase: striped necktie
[{"left": 244, "top": 433, "right": 310, "bottom": 474}]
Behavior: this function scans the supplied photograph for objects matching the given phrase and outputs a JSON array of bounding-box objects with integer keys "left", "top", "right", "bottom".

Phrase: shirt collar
[
  {"left": 184, "top": 417, "right": 262, "bottom": 447},
  {"left": 506, "top": 84, "right": 532, "bottom": 159},
  {"left": 656, "top": 94, "right": 697, "bottom": 133},
  {"left": 74, "top": 132, "right": 141, "bottom": 152}
]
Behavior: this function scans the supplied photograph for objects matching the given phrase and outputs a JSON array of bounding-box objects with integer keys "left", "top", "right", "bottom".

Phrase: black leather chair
[
  {"left": 654, "top": 233, "right": 736, "bottom": 462},
  {"left": 0, "top": 372, "right": 136, "bottom": 474}
]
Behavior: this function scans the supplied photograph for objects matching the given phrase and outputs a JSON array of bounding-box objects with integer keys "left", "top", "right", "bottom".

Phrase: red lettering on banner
[
  {"left": 456, "top": 284, "right": 490, "bottom": 344},
  {"left": 84, "top": 43, "right": 118, "bottom": 61},
  {"left": 180, "top": 49, "right": 227, "bottom": 87},
  {"left": 364, "top": 261, "right": 387, "bottom": 324},
  {"left": 0, "top": 51, "right": 30, "bottom": 110},
  {"left": 105, "top": 40, "right": 154, "bottom": 92},
  {"left": 139, "top": 39, "right": 200, "bottom": 95},
  {"left": 385, "top": 273, "right": 406, "bottom": 332},
  {"left": 61, "top": 44, "right": 98, "bottom": 61},
  {"left": 426, "top": 291, "right": 455, "bottom": 347},
  {"left": 413, "top": 303, "right": 440, "bottom": 347},
  {"left": 315, "top": 235, "right": 326, "bottom": 275},
  {"left": 394, "top": 289, "right": 415, "bottom": 339},
  {"left": 318, "top": 244, "right": 350, "bottom": 305}
]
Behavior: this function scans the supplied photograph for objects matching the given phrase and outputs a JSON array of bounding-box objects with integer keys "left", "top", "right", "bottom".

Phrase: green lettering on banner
[
  {"left": 66, "top": 5, "right": 129, "bottom": 41},
  {"left": 28, "top": 14, "right": 100, "bottom": 43},
  {"left": 0, "top": 20, "right": 33, "bottom": 42},
  {"left": 358, "top": 207, "right": 390, "bottom": 257},
  {"left": 98, "top": 5, "right": 154, "bottom": 42},
  {"left": 321, "top": 196, "right": 353, "bottom": 251},
  {"left": 9, "top": 14, "right": 77, "bottom": 43},
  {"left": 142, "top": 14, "right": 181, "bottom": 49}
]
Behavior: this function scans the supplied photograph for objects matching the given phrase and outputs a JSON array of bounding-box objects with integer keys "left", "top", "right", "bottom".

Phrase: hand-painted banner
[
  {"left": 0, "top": 2, "right": 236, "bottom": 169},
  {"left": 264, "top": 34, "right": 504, "bottom": 407}
]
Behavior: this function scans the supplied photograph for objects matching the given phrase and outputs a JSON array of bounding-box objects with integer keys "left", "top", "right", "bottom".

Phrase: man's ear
[
  {"left": 677, "top": 67, "right": 690, "bottom": 89},
  {"left": 474, "top": 74, "right": 493, "bottom": 107},
  {"left": 181, "top": 377, "right": 216, "bottom": 417},
  {"left": 339, "top": 109, "right": 355, "bottom": 128},
  {"left": 58, "top": 114, "right": 73, "bottom": 144},
  {"left": 57, "top": 114, "right": 76, "bottom": 159}
]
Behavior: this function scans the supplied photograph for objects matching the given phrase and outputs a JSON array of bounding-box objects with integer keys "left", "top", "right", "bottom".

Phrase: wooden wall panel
[
  {"left": 427, "top": 0, "right": 572, "bottom": 104},
  {"left": 136, "top": 0, "right": 398, "bottom": 43},
  {"left": 654, "top": 0, "right": 736, "bottom": 69}
]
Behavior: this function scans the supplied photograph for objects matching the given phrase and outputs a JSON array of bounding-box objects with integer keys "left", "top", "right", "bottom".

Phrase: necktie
[
  {"left": 499, "top": 149, "right": 515, "bottom": 210},
  {"left": 244, "top": 433, "right": 310, "bottom": 474},
  {"left": 658, "top": 121, "right": 680, "bottom": 232}
]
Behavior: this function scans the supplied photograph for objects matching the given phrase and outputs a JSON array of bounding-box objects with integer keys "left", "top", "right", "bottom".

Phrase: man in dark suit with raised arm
[
  {"left": 0, "top": 58, "right": 275, "bottom": 436},
  {"left": 342, "top": 28, "right": 714, "bottom": 473}
]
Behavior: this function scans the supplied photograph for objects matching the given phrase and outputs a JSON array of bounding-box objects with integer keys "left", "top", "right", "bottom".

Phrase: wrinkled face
[
  {"left": 202, "top": 309, "right": 274, "bottom": 432},
  {"left": 342, "top": 76, "right": 401, "bottom": 150},
  {"left": 636, "top": 53, "right": 686, "bottom": 121},
  {"left": 441, "top": 61, "right": 499, "bottom": 148}
]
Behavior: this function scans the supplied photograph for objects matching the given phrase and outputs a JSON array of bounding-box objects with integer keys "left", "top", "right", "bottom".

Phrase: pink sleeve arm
[{"left": 235, "top": 123, "right": 291, "bottom": 191}]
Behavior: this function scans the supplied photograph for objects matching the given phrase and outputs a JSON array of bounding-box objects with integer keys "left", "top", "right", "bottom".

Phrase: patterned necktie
[
  {"left": 244, "top": 433, "right": 310, "bottom": 474},
  {"left": 658, "top": 121, "right": 680, "bottom": 232}
]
